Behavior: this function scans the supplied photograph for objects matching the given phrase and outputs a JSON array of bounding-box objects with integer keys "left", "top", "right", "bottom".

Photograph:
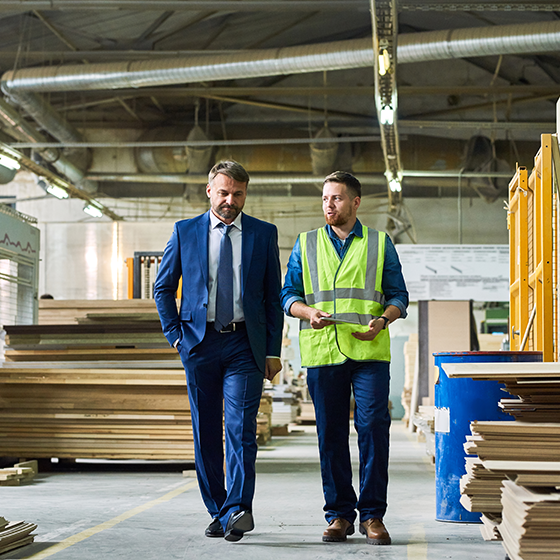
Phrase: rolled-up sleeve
[
  {"left": 382, "top": 236, "right": 409, "bottom": 319},
  {"left": 280, "top": 236, "right": 305, "bottom": 317}
]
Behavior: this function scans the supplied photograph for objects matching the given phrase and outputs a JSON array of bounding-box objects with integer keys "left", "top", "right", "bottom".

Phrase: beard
[
  {"left": 215, "top": 203, "right": 241, "bottom": 221},
  {"left": 325, "top": 211, "right": 350, "bottom": 227}
]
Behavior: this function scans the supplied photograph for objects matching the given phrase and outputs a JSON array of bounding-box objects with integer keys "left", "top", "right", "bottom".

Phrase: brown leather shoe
[
  {"left": 359, "top": 518, "right": 391, "bottom": 545},
  {"left": 322, "top": 518, "right": 355, "bottom": 542}
]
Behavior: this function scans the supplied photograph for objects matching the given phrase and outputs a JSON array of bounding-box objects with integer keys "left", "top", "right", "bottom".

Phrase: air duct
[
  {"left": 3, "top": 21, "right": 560, "bottom": 94},
  {"left": 9, "top": 91, "right": 92, "bottom": 171},
  {"left": 135, "top": 127, "right": 188, "bottom": 175},
  {"left": 310, "top": 125, "right": 338, "bottom": 176},
  {"left": 0, "top": 97, "right": 93, "bottom": 191},
  {"left": 461, "top": 135, "right": 511, "bottom": 203}
]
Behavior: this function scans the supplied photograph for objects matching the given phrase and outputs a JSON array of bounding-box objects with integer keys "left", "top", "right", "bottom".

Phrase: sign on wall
[{"left": 395, "top": 244, "right": 509, "bottom": 302}]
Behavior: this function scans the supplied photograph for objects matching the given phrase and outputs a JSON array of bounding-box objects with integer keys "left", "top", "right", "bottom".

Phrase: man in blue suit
[{"left": 154, "top": 160, "right": 284, "bottom": 542}]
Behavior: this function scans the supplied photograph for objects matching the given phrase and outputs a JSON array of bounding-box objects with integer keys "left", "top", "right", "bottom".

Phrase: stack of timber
[
  {"left": 459, "top": 457, "right": 507, "bottom": 520},
  {"left": 1, "top": 300, "right": 197, "bottom": 460},
  {"left": 0, "top": 516, "right": 37, "bottom": 555},
  {"left": 3, "top": 299, "right": 274, "bottom": 458},
  {"left": 0, "top": 460, "right": 38, "bottom": 486},
  {"left": 465, "top": 422, "right": 560, "bottom": 462},
  {"left": 401, "top": 332, "right": 418, "bottom": 428},
  {"left": 257, "top": 394, "right": 273, "bottom": 445},
  {"left": 444, "top": 361, "right": 560, "bottom": 556},
  {"left": 37, "top": 299, "right": 161, "bottom": 325},
  {"left": 412, "top": 405, "right": 435, "bottom": 460},
  {"left": 297, "top": 401, "right": 316, "bottom": 424},
  {"left": 443, "top": 362, "right": 560, "bottom": 423},
  {"left": 0, "top": 364, "right": 194, "bottom": 460},
  {"left": 4, "top": 299, "right": 177, "bottom": 362},
  {"left": 500, "top": 481, "right": 560, "bottom": 560},
  {"left": 265, "top": 384, "right": 301, "bottom": 428}
]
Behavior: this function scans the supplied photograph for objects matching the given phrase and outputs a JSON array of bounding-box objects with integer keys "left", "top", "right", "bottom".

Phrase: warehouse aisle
[{"left": 1, "top": 422, "right": 506, "bottom": 560}]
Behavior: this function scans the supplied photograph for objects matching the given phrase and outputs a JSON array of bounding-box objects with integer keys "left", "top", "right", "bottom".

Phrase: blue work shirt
[{"left": 280, "top": 218, "right": 409, "bottom": 319}]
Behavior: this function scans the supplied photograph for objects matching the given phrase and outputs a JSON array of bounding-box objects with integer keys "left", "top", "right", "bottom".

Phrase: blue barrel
[{"left": 434, "top": 351, "right": 542, "bottom": 523}]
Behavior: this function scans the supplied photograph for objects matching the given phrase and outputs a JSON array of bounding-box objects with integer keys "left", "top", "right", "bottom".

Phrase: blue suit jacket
[{"left": 154, "top": 211, "right": 284, "bottom": 373}]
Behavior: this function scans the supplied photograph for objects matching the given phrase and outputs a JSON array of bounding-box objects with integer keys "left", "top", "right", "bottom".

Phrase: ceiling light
[
  {"left": 378, "top": 49, "right": 390, "bottom": 76},
  {"left": 0, "top": 154, "right": 20, "bottom": 171},
  {"left": 389, "top": 179, "right": 402, "bottom": 193},
  {"left": 379, "top": 105, "right": 394, "bottom": 126},
  {"left": 83, "top": 204, "right": 103, "bottom": 218},
  {"left": 46, "top": 184, "right": 69, "bottom": 199}
]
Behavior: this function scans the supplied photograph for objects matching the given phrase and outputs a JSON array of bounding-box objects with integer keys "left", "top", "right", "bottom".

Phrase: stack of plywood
[
  {"left": 257, "top": 394, "right": 273, "bottom": 445},
  {"left": 0, "top": 517, "right": 37, "bottom": 555},
  {"left": 37, "top": 299, "right": 163, "bottom": 325},
  {"left": 0, "top": 460, "right": 38, "bottom": 486},
  {"left": 401, "top": 332, "right": 418, "bottom": 427},
  {"left": 444, "top": 361, "right": 560, "bottom": 556},
  {"left": 1, "top": 300, "right": 195, "bottom": 461},
  {"left": 0, "top": 364, "right": 194, "bottom": 460},
  {"left": 500, "top": 480, "right": 560, "bottom": 560},
  {"left": 443, "top": 362, "right": 560, "bottom": 423},
  {"left": 465, "top": 422, "right": 560, "bottom": 462},
  {"left": 459, "top": 457, "right": 507, "bottom": 518}
]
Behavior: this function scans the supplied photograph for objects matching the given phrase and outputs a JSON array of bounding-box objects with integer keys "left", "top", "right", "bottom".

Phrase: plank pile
[
  {"left": 465, "top": 421, "right": 560, "bottom": 462},
  {"left": 500, "top": 480, "right": 560, "bottom": 560},
  {"left": 0, "top": 460, "right": 38, "bottom": 486},
  {"left": 0, "top": 516, "right": 37, "bottom": 555},
  {"left": 2, "top": 300, "right": 274, "bottom": 460},
  {"left": 37, "top": 299, "right": 162, "bottom": 325},
  {"left": 443, "top": 362, "right": 560, "bottom": 423},
  {"left": 257, "top": 394, "right": 273, "bottom": 445},
  {"left": 265, "top": 385, "right": 301, "bottom": 428},
  {"left": 0, "top": 363, "right": 194, "bottom": 460},
  {"left": 1, "top": 300, "right": 195, "bottom": 461},
  {"left": 459, "top": 457, "right": 506, "bottom": 517},
  {"left": 443, "top": 361, "right": 560, "bottom": 557}
]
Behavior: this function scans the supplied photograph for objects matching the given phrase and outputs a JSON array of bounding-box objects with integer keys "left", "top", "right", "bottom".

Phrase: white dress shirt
[{"left": 207, "top": 210, "right": 244, "bottom": 323}]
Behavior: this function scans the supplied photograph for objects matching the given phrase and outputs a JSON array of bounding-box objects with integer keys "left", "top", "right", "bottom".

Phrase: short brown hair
[
  {"left": 323, "top": 171, "right": 361, "bottom": 199},
  {"left": 208, "top": 160, "right": 250, "bottom": 186}
]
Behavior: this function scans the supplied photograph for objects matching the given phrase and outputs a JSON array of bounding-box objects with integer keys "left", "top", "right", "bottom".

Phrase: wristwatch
[{"left": 377, "top": 316, "right": 389, "bottom": 330}]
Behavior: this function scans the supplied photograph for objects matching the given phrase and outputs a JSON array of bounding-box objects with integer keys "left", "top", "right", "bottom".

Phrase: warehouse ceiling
[{"left": 0, "top": 0, "right": 560, "bottom": 218}]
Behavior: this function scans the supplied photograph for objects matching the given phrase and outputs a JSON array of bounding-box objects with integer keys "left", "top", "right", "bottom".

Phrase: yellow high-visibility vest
[{"left": 298, "top": 225, "right": 390, "bottom": 367}]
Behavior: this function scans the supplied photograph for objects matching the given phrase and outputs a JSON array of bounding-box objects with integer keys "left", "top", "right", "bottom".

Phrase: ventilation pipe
[
  {"left": 461, "top": 135, "right": 511, "bottom": 203},
  {"left": 184, "top": 124, "right": 213, "bottom": 203},
  {"left": 310, "top": 125, "right": 338, "bottom": 176},
  {"left": 135, "top": 127, "right": 188, "bottom": 175},
  {"left": 3, "top": 21, "right": 560, "bottom": 93},
  {"left": 0, "top": 97, "right": 94, "bottom": 191},
  {"left": 10, "top": 92, "right": 91, "bottom": 170}
]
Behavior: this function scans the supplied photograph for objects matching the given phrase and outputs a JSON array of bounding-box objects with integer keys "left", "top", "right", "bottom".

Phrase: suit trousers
[
  {"left": 307, "top": 359, "right": 391, "bottom": 524},
  {"left": 177, "top": 324, "right": 264, "bottom": 529}
]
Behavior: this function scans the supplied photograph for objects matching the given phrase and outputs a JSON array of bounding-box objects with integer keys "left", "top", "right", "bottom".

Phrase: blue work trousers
[
  {"left": 177, "top": 325, "right": 264, "bottom": 529},
  {"left": 307, "top": 360, "right": 391, "bottom": 524}
]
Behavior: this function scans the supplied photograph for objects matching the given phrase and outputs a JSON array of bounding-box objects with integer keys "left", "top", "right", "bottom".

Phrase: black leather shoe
[
  {"left": 205, "top": 518, "right": 224, "bottom": 538},
  {"left": 224, "top": 510, "right": 254, "bottom": 542}
]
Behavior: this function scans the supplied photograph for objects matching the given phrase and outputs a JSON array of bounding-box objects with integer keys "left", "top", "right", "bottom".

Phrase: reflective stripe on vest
[{"left": 298, "top": 226, "right": 391, "bottom": 367}]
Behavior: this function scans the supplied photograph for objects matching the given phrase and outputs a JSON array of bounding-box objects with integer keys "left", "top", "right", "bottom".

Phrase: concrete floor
[{"left": 0, "top": 421, "right": 508, "bottom": 560}]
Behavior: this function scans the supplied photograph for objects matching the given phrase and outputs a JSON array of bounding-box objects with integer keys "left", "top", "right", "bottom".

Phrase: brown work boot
[
  {"left": 322, "top": 518, "right": 355, "bottom": 542},
  {"left": 359, "top": 518, "right": 391, "bottom": 545}
]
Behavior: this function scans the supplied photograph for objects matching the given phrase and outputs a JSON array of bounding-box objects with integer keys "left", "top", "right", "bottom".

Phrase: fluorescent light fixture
[
  {"left": 0, "top": 154, "right": 20, "bottom": 170},
  {"left": 379, "top": 105, "right": 394, "bottom": 126},
  {"left": 83, "top": 203, "right": 103, "bottom": 218},
  {"left": 46, "top": 184, "right": 69, "bottom": 199},
  {"left": 389, "top": 179, "right": 402, "bottom": 193},
  {"left": 378, "top": 49, "right": 390, "bottom": 76}
]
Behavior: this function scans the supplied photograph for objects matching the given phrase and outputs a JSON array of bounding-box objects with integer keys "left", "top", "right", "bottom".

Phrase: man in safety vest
[{"left": 281, "top": 171, "right": 408, "bottom": 545}]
